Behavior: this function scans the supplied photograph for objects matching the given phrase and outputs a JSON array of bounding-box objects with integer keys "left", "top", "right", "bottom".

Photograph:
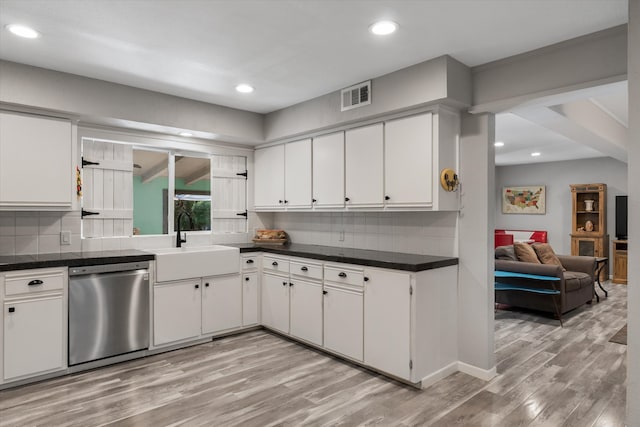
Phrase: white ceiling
[{"left": 0, "top": 0, "right": 630, "bottom": 164}]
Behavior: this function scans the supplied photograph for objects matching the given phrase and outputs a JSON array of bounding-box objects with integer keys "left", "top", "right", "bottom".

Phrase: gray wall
[
  {"left": 495, "top": 157, "right": 628, "bottom": 256},
  {"left": 264, "top": 55, "right": 471, "bottom": 141},
  {"left": 626, "top": 1, "right": 639, "bottom": 424},
  {"left": 0, "top": 60, "right": 264, "bottom": 143},
  {"left": 471, "top": 25, "right": 627, "bottom": 112}
]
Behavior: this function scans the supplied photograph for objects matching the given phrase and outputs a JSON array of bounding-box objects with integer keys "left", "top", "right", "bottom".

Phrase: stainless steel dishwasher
[{"left": 68, "top": 262, "right": 150, "bottom": 366}]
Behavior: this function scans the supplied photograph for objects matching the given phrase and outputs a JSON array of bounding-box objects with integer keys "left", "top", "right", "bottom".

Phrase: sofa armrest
[
  {"left": 495, "top": 260, "right": 563, "bottom": 278},
  {"left": 557, "top": 255, "right": 596, "bottom": 277}
]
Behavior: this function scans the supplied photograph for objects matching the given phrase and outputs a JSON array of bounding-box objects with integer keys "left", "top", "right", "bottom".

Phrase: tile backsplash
[
  {"left": 0, "top": 211, "right": 82, "bottom": 255},
  {"left": 1, "top": 210, "right": 457, "bottom": 256},
  {"left": 270, "top": 211, "right": 458, "bottom": 256}
]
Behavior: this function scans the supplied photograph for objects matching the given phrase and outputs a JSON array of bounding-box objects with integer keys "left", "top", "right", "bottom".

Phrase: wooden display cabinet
[
  {"left": 570, "top": 183, "right": 608, "bottom": 281},
  {"left": 612, "top": 240, "right": 628, "bottom": 284}
]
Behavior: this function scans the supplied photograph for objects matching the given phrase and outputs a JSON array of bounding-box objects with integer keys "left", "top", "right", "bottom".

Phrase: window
[{"left": 81, "top": 137, "right": 247, "bottom": 237}]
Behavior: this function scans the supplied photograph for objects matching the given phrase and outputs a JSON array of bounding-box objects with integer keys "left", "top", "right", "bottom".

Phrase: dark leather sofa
[{"left": 495, "top": 245, "right": 595, "bottom": 315}]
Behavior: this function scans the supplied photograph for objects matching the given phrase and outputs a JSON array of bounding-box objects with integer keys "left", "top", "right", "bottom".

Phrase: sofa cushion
[
  {"left": 532, "top": 243, "right": 565, "bottom": 270},
  {"left": 564, "top": 271, "right": 592, "bottom": 292},
  {"left": 514, "top": 242, "right": 541, "bottom": 264},
  {"left": 495, "top": 245, "right": 517, "bottom": 261}
]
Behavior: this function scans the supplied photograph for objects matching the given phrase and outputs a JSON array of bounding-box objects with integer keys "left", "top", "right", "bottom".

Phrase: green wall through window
[{"left": 133, "top": 176, "right": 211, "bottom": 235}]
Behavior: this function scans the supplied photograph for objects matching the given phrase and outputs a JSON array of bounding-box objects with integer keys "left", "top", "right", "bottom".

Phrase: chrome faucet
[{"left": 176, "top": 211, "right": 194, "bottom": 248}]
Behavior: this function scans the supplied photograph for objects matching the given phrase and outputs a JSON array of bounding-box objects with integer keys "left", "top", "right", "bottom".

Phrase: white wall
[
  {"left": 269, "top": 211, "right": 457, "bottom": 256},
  {"left": 495, "top": 157, "right": 628, "bottom": 255}
]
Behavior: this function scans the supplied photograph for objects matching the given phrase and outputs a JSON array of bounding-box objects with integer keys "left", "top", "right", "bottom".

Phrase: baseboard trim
[
  {"left": 418, "top": 362, "right": 459, "bottom": 388},
  {"left": 457, "top": 361, "right": 497, "bottom": 381}
]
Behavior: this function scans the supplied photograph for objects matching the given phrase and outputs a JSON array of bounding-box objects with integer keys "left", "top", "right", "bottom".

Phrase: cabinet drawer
[
  {"left": 263, "top": 256, "right": 289, "bottom": 274},
  {"left": 5, "top": 269, "right": 65, "bottom": 296},
  {"left": 290, "top": 260, "right": 323, "bottom": 281},
  {"left": 324, "top": 265, "right": 364, "bottom": 287},
  {"left": 242, "top": 255, "right": 259, "bottom": 271}
]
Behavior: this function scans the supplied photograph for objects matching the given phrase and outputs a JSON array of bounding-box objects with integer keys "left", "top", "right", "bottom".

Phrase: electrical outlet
[
  {"left": 339, "top": 230, "right": 345, "bottom": 241},
  {"left": 60, "top": 230, "right": 71, "bottom": 245}
]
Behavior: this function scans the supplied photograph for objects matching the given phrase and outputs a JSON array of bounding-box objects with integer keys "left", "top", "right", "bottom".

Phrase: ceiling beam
[
  {"left": 514, "top": 105, "right": 627, "bottom": 163},
  {"left": 141, "top": 156, "right": 183, "bottom": 183},
  {"left": 184, "top": 166, "right": 210, "bottom": 185}
]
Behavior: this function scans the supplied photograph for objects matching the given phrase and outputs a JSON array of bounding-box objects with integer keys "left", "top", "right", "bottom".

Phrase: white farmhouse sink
[{"left": 147, "top": 245, "right": 239, "bottom": 282}]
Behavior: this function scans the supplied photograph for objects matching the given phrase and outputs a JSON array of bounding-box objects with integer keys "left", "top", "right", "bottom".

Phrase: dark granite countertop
[
  {"left": 0, "top": 250, "right": 155, "bottom": 272},
  {"left": 227, "top": 243, "right": 458, "bottom": 272}
]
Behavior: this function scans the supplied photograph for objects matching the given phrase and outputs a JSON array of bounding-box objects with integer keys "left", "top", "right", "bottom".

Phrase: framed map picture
[{"left": 502, "top": 186, "right": 546, "bottom": 214}]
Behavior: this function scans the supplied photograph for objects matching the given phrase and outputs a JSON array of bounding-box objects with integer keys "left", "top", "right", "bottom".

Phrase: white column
[
  {"left": 457, "top": 112, "right": 496, "bottom": 378},
  {"left": 627, "top": 1, "right": 639, "bottom": 425}
]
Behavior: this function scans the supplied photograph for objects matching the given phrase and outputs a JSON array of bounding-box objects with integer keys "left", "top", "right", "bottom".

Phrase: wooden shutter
[{"left": 82, "top": 139, "right": 133, "bottom": 237}]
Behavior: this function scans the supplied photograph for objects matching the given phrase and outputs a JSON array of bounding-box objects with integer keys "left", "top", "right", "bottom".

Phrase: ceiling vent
[{"left": 341, "top": 80, "right": 371, "bottom": 112}]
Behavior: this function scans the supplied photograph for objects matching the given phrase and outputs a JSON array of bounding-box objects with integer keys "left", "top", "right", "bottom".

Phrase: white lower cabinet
[
  {"left": 323, "top": 284, "right": 363, "bottom": 361},
  {"left": 153, "top": 279, "right": 202, "bottom": 346},
  {"left": 1, "top": 267, "right": 67, "bottom": 384},
  {"left": 242, "top": 272, "right": 259, "bottom": 326},
  {"left": 4, "top": 296, "right": 65, "bottom": 380},
  {"left": 202, "top": 275, "right": 242, "bottom": 334},
  {"left": 154, "top": 274, "right": 242, "bottom": 346},
  {"left": 364, "top": 268, "right": 411, "bottom": 380},
  {"left": 289, "top": 279, "right": 323, "bottom": 346},
  {"left": 261, "top": 273, "right": 290, "bottom": 333}
]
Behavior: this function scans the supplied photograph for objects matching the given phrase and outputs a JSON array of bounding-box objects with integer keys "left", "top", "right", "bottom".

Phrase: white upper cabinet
[
  {"left": 345, "top": 123, "right": 384, "bottom": 208},
  {"left": 254, "top": 144, "right": 285, "bottom": 209},
  {"left": 254, "top": 139, "right": 312, "bottom": 210},
  {"left": 284, "top": 138, "right": 312, "bottom": 208},
  {"left": 384, "top": 113, "right": 433, "bottom": 207},
  {"left": 0, "top": 111, "right": 73, "bottom": 209},
  {"left": 312, "top": 132, "right": 344, "bottom": 208},
  {"left": 252, "top": 107, "right": 459, "bottom": 212}
]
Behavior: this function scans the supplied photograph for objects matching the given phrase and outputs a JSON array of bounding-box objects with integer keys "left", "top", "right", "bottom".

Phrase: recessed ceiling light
[
  {"left": 369, "top": 20, "right": 398, "bottom": 36},
  {"left": 235, "top": 84, "right": 254, "bottom": 93},
  {"left": 531, "top": 152, "right": 541, "bottom": 157},
  {"left": 179, "top": 132, "right": 193, "bottom": 137},
  {"left": 494, "top": 141, "right": 504, "bottom": 147},
  {"left": 6, "top": 24, "right": 40, "bottom": 39}
]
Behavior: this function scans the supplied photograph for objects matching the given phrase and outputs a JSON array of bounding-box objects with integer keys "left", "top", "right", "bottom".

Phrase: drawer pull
[
  {"left": 272, "top": 261, "right": 278, "bottom": 266},
  {"left": 205, "top": 283, "right": 210, "bottom": 287},
  {"left": 245, "top": 277, "right": 250, "bottom": 281},
  {"left": 364, "top": 277, "right": 369, "bottom": 282},
  {"left": 8, "top": 307, "right": 15, "bottom": 313},
  {"left": 246, "top": 259, "right": 254, "bottom": 264},
  {"left": 300, "top": 266, "right": 308, "bottom": 272},
  {"left": 323, "top": 290, "right": 328, "bottom": 295},
  {"left": 282, "top": 281, "right": 287, "bottom": 286},
  {"left": 338, "top": 272, "right": 347, "bottom": 278},
  {"left": 289, "top": 282, "right": 294, "bottom": 287},
  {"left": 195, "top": 284, "right": 200, "bottom": 289},
  {"left": 28, "top": 279, "right": 44, "bottom": 286}
]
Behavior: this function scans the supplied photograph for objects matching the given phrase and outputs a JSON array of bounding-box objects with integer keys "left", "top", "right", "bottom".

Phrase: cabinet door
[
  {"left": 254, "top": 144, "right": 285, "bottom": 208},
  {"left": 153, "top": 280, "right": 201, "bottom": 346},
  {"left": 0, "top": 112, "right": 72, "bottom": 207},
  {"left": 202, "top": 274, "right": 242, "bottom": 334},
  {"left": 312, "top": 132, "right": 345, "bottom": 208},
  {"left": 289, "top": 279, "right": 323, "bottom": 346},
  {"left": 323, "top": 285, "right": 363, "bottom": 361},
  {"left": 364, "top": 269, "right": 411, "bottom": 380},
  {"left": 261, "top": 273, "right": 290, "bottom": 333},
  {"left": 242, "top": 272, "right": 259, "bottom": 326},
  {"left": 384, "top": 113, "right": 433, "bottom": 206},
  {"left": 284, "top": 139, "right": 312, "bottom": 208},
  {"left": 4, "top": 296, "right": 65, "bottom": 380},
  {"left": 345, "top": 123, "right": 384, "bottom": 207}
]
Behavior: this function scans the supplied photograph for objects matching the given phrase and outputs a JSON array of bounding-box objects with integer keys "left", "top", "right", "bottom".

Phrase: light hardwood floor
[{"left": 0, "top": 283, "right": 627, "bottom": 426}]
